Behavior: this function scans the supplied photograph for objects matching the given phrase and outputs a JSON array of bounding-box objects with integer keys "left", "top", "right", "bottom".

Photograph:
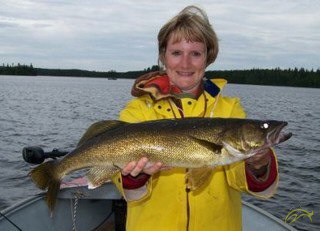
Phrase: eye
[
  {"left": 171, "top": 50, "right": 181, "bottom": 56},
  {"left": 191, "top": 51, "right": 202, "bottom": 57},
  {"left": 261, "top": 123, "right": 269, "bottom": 129}
]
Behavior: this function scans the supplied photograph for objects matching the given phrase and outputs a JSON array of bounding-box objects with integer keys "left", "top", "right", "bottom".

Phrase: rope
[{"left": 70, "top": 191, "right": 84, "bottom": 231}]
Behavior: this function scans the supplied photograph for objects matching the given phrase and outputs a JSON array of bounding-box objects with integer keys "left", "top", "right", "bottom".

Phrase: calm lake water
[{"left": 0, "top": 75, "right": 319, "bottom": 230}]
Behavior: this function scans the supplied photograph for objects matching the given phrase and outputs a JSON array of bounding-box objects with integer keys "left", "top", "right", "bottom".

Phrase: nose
[{"left": 181, "top": 54, "right": 191, "bottom": 68}]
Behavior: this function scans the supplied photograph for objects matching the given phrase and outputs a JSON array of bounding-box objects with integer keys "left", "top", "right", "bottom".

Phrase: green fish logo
[{"left": 284, "top": 208, "right": 314, "bottom": 224}]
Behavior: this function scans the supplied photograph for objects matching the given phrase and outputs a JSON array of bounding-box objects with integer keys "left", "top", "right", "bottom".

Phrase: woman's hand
[
  {"left": 121, "top": 157, "right": 163, "bottom": 177},
  {"left": 245, "top": 148, "right": 272, "bottom": 178}
]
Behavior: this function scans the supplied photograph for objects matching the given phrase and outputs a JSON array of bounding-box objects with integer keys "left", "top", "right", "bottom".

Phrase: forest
[{"left": 1, "top": 64, "right": 319, "bottom": 88}]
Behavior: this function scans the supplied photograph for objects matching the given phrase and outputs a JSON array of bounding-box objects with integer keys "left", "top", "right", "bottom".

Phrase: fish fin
[
  {"left": 186, "top": 168, "right": 213, "bottom": 190},
  {"left": 29, "top": 160, "right": 56, "bottom": 189},
  {"left": 46, "top": 180, "right": 61, "bottom": 215},
  {"left": 77, "top": 120, "right": 127, "bottom": 147},
  {"left": 86, "top": 166, "right": 118, "bottom": 189},
  {"left": 189, "top": 136, "right": 223, "bottom": 154},
  {"left": 28, "top": 160, "right": 61, "bottom": 212}
]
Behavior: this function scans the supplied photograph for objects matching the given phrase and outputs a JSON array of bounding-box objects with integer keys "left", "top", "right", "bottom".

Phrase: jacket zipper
[
  {"left": 186, "top": 187, "right": 190, "bottom": 231},
  {"left": 171, "top": 100, "right": 189, "bottom": 230},
  {"left": 186, "top": 169, "right": 190, "bottom": 231}
]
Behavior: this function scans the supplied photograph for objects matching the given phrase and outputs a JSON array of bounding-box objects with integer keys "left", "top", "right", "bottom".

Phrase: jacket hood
[{"left": 131, "top": 71, "right": 227, "bottom": 101}]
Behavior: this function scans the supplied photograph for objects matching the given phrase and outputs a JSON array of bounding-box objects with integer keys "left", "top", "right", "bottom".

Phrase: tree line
[
  {"left": 206, "top": 68, "right": 320, "bottom": 88},
  {"left": 1, "top": 64, "right": 319, "bottom": 88},
  {"left": 0, "top": 63, "right": 37, "bottom": 76}
]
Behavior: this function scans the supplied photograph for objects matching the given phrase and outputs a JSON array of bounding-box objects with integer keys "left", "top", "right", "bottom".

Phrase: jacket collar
[{"left": 132, "top": 71, "right": 225, "bottom": 101}]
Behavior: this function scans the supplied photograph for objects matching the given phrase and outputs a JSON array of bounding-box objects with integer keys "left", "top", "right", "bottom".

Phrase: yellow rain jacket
[{"left": 113, "top": 77, "right": 278, "bottom": 231}]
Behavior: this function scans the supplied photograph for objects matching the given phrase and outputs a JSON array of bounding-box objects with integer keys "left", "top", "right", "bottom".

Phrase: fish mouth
[
  {"left": 212, "top": 121, "right": 292, "bottom": 162},
  {"left": 239, "top": 122, "right": 292, "bottom": 158},
  {"left": 266, "top": 121, "right": 292, "bottom": 147}
]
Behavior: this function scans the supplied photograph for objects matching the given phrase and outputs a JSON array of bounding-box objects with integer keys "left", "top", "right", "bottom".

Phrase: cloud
[{"left": 1, "top": 0, "right": 319, "bottom": 71}]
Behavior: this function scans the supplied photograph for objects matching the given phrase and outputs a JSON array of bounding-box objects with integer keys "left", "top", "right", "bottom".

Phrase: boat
[
  {"left": 0, "top": 147, "right": 297, "bottom": 230},
  {"left": 0, "top": 183, "right": 297, "bottom": 231},
  {"left": 107, "top": 77, "right": 117, "bottom": 80}
]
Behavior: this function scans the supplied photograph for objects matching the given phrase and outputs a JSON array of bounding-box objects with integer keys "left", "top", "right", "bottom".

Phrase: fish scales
[{"left": 28, "top": 117, "right": 292, "bottom": 212}]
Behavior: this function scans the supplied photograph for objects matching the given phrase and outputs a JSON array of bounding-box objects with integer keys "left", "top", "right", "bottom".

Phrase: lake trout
[{"left": 29, "top": 117, "right": 292, "bottom": 212}]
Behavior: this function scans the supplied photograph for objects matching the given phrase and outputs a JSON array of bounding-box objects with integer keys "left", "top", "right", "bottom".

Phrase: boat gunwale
[
  {"left": 242, "top": 200, "right": 297, "bottom": 231},
  {"left": 1, "top": 184, "right": 297, "bottom": 231}
]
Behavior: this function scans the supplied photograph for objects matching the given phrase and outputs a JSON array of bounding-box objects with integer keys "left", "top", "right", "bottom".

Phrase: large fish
[{"left": 29, "top": 118, "right": 292, "bottom": 212}]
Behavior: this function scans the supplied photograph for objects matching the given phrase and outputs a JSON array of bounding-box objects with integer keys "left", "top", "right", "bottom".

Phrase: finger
[
  {"left": 246, "top": 153, "right": 271, "bottom": 169},
  {"left": 130, "top": 157, "right": 148, "bottom": 177},
  {"left": 258, "top": 150, "right": 271, "bottom": 160},
  {"left": 247, "top": 149, "right": 270, "bottom": 163},
  {"left": 256, "top": 148, "right": 271, "bottom": 156},
  {"left": 247, "top": 155, "right": 263, "bottom": 163},
  {"left": 160, "top": 165, "right": 172, "bottom": 171},
  {"left": 121, "top": 161, "right": 137, "bottom": 176},
  {"left": 246, "top": 155, "right": 265, "bottom": 165},
  {"left": 144, "top": 162, "right": 163, "bottom": 175}
]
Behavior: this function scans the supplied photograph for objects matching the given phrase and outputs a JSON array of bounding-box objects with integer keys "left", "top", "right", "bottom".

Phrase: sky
[{"left": 1, "top": 0, "right": 319, "bottom": 72}]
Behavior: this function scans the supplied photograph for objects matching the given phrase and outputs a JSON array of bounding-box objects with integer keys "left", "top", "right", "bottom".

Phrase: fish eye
[{"left": 261, "top": 123, "right": 269, "bottom": 129}]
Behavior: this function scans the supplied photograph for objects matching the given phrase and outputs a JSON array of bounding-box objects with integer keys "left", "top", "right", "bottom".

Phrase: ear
[{"left": 158, "top": 53, "right": 166, "bottom": 67}]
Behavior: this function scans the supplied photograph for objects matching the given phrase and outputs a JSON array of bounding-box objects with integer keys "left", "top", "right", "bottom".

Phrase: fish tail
[
  {"left": 29, "top": 160, "right": 61, "bottom": 212},
  {"left": 46, "top": 180, "right": 61, "bottom": 214}
]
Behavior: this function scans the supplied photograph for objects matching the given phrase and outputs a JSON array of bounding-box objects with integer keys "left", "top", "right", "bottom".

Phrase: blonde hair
[{"left": 158, "top": 5, "right": 219, "bottom": 70}]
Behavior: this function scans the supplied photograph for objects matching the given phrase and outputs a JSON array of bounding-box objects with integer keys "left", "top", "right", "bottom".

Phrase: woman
[{"left": 112, "top": 5, "right": 278, "bottom": 231}]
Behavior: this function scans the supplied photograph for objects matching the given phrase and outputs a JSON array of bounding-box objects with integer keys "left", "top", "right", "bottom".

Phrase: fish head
[
  {"left": 220, "top": 119, "right": 292, "bottom": 161},
  {"left": 239, "top": 120, "right": 292, "bottom": 152}
]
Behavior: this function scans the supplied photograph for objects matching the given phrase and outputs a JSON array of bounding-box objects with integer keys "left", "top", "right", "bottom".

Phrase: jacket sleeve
[
  {"left": 111, "top": 97, "right": 155, "bottom": 202},
  {"left": 245, "top": 149, "right": 279, "bottom": 198},
  {"left": 119, "top": 95, "right": 158, "bottom": 122},
  {"left": 223, "top": 98, "right": 279, "bottom": 198}
]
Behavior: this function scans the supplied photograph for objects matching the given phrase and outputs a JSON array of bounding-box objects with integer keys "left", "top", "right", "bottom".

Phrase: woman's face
[{"left": 164, "top": 36, "right": 207, "bottom": 93}]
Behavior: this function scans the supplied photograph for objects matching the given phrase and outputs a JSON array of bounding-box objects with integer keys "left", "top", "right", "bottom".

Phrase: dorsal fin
[{"left": 77, "top": 120, "right": 127, "bottom": 147}]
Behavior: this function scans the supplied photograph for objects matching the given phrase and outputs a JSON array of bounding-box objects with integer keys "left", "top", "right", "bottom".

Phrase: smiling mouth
[{"left": 177, "top": 71, "right": 194, "bottom": 76}]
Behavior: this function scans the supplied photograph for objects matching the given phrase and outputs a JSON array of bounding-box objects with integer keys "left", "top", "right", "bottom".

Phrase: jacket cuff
[
  {"left": 245, "top": 150, "right": 277, "bottom": 192},
  {"left": 122, "top": 173, "right": 151, "bottom": 189}
]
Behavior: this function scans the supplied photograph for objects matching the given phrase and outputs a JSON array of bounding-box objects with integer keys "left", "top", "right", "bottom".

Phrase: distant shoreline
[{"left": 1, "top": 64, "right": 319, "bottom": 88}]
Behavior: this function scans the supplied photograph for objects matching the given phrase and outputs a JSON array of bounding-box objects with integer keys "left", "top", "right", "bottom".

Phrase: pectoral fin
[
  {"left": 186, "top": 168, "right": 213, "bottom": 190},
  {"left": 86, "top": 166, "right": 118, "bottom": 189},
  {"left": 189, "top": 136, "right": 223, "bottom": 154}
]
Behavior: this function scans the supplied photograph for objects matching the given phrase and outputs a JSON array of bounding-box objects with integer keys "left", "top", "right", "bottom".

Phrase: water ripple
[{"left": 0, "top": 76, "right": 319, "bottom": 231}]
